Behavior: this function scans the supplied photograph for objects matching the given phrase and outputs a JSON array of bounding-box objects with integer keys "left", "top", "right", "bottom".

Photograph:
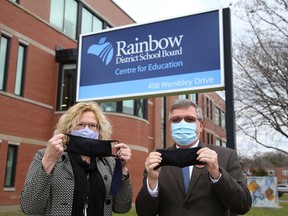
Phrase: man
[{"left": 136, "top": 99, "right": 251, "bottom": 216}]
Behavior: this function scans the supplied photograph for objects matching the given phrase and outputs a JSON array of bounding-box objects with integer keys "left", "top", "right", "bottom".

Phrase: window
[
  {"left": 14, "top": 43, "right": 27, "bottom": 96},
  {"left": 206, "top": 133, "right": 214, "bottom": 144},
  {"left": 81, "top": 7, "right": 103, "bottom": 34},
  {"left": 136, "top": 99, "right": 146, "bottom": 118},
  {"left": 100, "top": 99, "right": 148, "bottom": 119},
  {"left": 205, "top": 98, "right": 213, "bottom": 120},
  {"left": 0, "top": 35, "right": 10, "bottom": 91},
  {"left": 244, "top": 169, "right": 252, "bottom": 176},
  {"left": 123, "top": 100, "right": 134, "bottom": 115},
  {"left": 4, "top": 144, "right": 18, "bottom": 188},
  {"left": 215, "top": 107, "right": 221, "bottom": 126},
  {"left": 50, "top": 0, "right": 78, "bottom": 38},
  {"left": 210, "top": 100, "right": 213, "bottom": 120},
  {"left": 206, "top": 98, "right": 209, "bottom": 118},
  {"left": 206, "top": 132, "right": 210, "bottom": 144},
  {"left": 58, "top": 64, "right": 76, "bottom": 111},
  {"left": 50, "top": 0, "right": 109, "bottom": 39},
  {"left": 101, "top": 102, "right": 117, "bottom": 112},
  {"left": 50, "top": 0, "right": 64, "bottom": 30},
  {"left": 282, "top": 170, "right": 288, "bottom": 176},
  {"left": 190, "top": 93, "right": 198, "bottom": 104},
  {"left": 221, "top": 111, "right": 226, "bottom": 129},
  {"left": 178, "top": 94, "right": 187, "bottom": 99},
  {"left": 216, "top": 138, "right": 221, "bottom": 146},
  {"left": 177, "top": 94, "right": 198, "bottom": 104},
  {"left": 267, "top": 170, "right": 275, "bottom": 176}
]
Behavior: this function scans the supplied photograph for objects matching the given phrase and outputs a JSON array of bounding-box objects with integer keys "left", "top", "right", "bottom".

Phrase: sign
[
  {"left": 247, "top": 176, "right": 279, "bottom": 208},
  {"left": 77, "top": 8, "right": 225, "bottom": 101}
]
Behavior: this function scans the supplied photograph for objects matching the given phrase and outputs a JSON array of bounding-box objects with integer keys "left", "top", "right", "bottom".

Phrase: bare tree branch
[{"left": 232, "top": 0, "right": 288, "bottom": 154}]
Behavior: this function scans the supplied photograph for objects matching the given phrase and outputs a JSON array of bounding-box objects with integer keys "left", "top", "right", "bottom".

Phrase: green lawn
[
  {"left": 113, "top": 210, "right": 137, "bottom": 216},
  {"left": 244, "top": 202, "right": 288, "bottom": 216},
  {"left": 243, "top": 193, "right": 288, "bottom": 216},
  {"left": 1, "top": 194, "right": 287, "bottom": 216},
  {"left": 0, "top": 209, "right": 138, "bottom": 216}
]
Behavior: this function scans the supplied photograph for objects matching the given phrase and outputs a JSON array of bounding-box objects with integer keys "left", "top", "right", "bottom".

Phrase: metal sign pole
[{"left": 223, "top": 8, "right": 237, "bottom": 216}]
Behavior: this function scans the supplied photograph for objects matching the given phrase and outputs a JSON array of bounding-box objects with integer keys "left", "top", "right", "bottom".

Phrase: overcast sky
[
  {"left": 113, "top": 0, "right": 232, "bottom": 23},
  {"left": 112, "top": 0, "right": 288, "bottom": 157}
]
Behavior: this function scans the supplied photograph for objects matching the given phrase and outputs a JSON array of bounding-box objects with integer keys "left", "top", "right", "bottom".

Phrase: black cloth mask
[
  {"left": 66, "top": 134, "right": 117, "bottom": 157},
  {"left": 65, "top": 134, "right": 122, "bottom": 197},
  {"left": 154, "top": 147, "right": 205, "bottom": 170}
]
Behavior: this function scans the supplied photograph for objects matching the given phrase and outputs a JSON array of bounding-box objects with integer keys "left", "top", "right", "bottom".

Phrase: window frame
[
  {"left": 50, "top": 0, "right": 78, "bottom": 39},
  {"left": 206, "top": 97, "right": 209, "bottom": 118},
  {"left": 221, "top": 110, "right": 226, "bottom": 129},
  {"left": 4, "top": 144, "right": 19, "bottom": 188},
  {"left": 0, "top": 34, "right": 10, "bottom": 91},
  {"left": 49, "top": 0, "right": 110, "bottom": 39},
  {"left": 267, "top": 169, "right": 275, "bottom": 176},
  {"left": 209, "top": 100, "right": 213, "bottom": 120},
  {"left": 14, "top": 42, "right": 27, "bottom": 96},
  {"left": 57, "top": 63, "right": 77, "bottom": 111},
  {"left": 101, "top": 99, "right": 148, "bottom": 120},
  {"left": 81, "top": 6, "right": 104, "bottom": 35},
  {"left": 215, "top": 106, "right": 221, "bottom": 126},
  {"left": 215, "top": 137, "right": 221, "bottom": 146},
  {"left": 282, "top": 170, "right": 288, "bottom": 176}
]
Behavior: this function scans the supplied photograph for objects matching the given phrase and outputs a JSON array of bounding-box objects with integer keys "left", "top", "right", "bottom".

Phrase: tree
[
  {"left": 262, "top": 151, "right": 288, "bottom": 166},
  {"left": 232, "top": 0, "right": 288, "bottom": 154},
  {"left": 240, "top": 151, "right": 288, "bottom": 168},
  {"left": 250, "top": 168, "right": 268, "bottom": 176}
]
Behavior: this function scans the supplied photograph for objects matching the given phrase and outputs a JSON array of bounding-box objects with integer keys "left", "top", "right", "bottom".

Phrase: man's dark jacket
[{"left": 136, "top": 142, "right": 252, "bottom": 216}]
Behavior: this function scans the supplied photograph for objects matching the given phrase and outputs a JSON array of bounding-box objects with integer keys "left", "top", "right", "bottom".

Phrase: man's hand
[
  {"left": 197, "top": 147, "right": 220, "bottom": 179},
  {"left": 145, "top": 152, "right": 162, "bottom": 190}
]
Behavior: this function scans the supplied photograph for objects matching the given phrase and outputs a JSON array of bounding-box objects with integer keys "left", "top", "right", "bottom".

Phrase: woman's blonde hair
[{"left": 54, "top": 101, "right": 112, "bottom": 140}]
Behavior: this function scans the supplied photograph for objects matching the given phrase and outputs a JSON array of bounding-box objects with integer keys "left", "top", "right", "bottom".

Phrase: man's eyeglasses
[
  {"left": 170, "top": 116, "right": 198, "bottom": 123},
  {"left": 76, "top": 122, "right": 100, "bottom": 131}
]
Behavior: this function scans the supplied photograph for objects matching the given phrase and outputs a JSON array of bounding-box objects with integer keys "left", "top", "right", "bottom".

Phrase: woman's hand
[
  {"left": 42, "top": 133, "right": 65, "bottom": 175},
  {"left": 115, "top": 143, "right": 132, "bottom": 173}
]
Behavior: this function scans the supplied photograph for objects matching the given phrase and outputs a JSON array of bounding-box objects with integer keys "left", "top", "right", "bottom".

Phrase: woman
[{"left": 20, "top": 102, "right": 132, "bottom": 216}]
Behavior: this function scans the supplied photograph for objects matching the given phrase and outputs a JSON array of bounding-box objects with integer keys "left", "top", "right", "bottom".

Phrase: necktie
[{"left": 182, "top": 166, "right": 190, "bottom": 193}]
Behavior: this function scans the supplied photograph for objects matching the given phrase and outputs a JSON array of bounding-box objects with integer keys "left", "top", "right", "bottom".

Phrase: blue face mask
[
  {"left": 70, "top": 127, "right": 99, "bottom": 139},
  {"left": 171, "top": 121, "right": 198, "bottom": 146}
]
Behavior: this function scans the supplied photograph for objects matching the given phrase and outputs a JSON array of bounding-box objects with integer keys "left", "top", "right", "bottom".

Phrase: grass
[
  {"left": 1, "top": 194, "right": 287, "bottom": 216},
  {"left": 244, "top": 202, "right": 288, "bottom": 216},
  {"left": 243, "top": 193, "right": 288, "bottom": 216},
  {"left": 0, "top": 213, "right": 23, "bottom": 216},
  {"left": 113, "top": 210, "right": 137, "bottom": 216},
  {"left": 0, "top": 209, "right": 137, "bottom": 216}
]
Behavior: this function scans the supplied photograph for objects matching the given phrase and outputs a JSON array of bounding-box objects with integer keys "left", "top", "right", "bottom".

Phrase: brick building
[
  {"left": 243, "top": 167, "right": 288, "bottom": 184},
  {"left": 0, "top": 0, "right": 227, "bottom": 206}
]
